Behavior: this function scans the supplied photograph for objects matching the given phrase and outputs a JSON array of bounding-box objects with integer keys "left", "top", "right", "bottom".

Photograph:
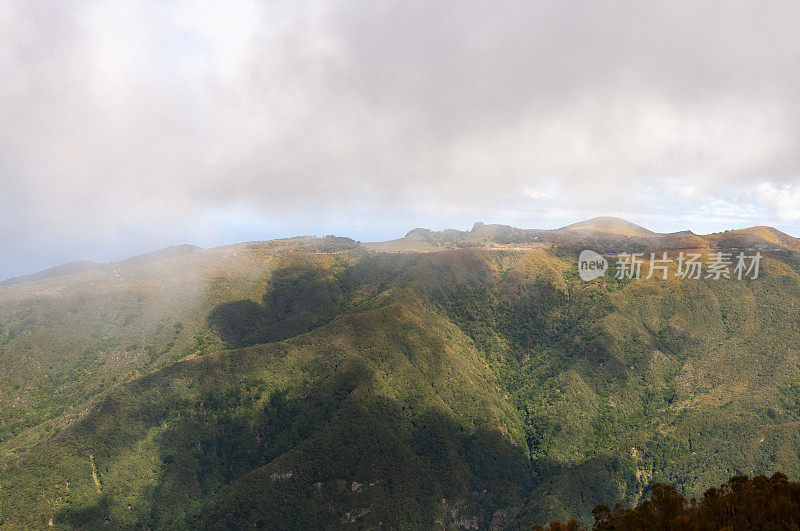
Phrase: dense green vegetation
[{"left": 1, "top": 237, "right": 800, "bottom": 528}]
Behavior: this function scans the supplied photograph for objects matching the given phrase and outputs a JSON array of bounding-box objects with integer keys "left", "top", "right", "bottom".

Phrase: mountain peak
[
  {"left": 404, "top": 228, "right": 434, "bottom": 240},
  {"left": 559, "top": 216, "right": 655, "bottom": 237}
]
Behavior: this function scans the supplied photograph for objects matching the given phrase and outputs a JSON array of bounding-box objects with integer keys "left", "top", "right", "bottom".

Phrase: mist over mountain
[
  {"left": 2, "top": 219, "right": 800, "bottom": 527},
  {"left": 8, "top": 216, "right": 800, "bottom": 284},
  {"left": 4, "top": 1, "right": 800, "bottom": 280},
  {"left": 4, "top": 1, "right": 800, "bottom": 528}
]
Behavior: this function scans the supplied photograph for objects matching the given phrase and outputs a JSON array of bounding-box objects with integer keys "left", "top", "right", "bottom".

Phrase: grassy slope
[
  {"left": 1, "top": 245, "right": 800, "bottom": 527},
  {"left": 0, "top": 292, "right": 526, "bottom": 528}
]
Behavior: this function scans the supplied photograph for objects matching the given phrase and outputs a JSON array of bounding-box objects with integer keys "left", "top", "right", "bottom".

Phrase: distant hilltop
[
  {"left": 4, "top": 217, "right": 798, "bottom": 285},
  {"left": 365, "top": 216, "right": 799, "bottom": 254}
]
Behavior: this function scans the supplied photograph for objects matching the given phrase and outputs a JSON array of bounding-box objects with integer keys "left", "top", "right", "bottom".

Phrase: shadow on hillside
[
  {"left": 206, "top": 254, "right": 422, "bottom": 348},
  {"left": 54, "top": 357, "right": 540, "bottom": 529},
  {"left": 207, "top": 264, "right": 344, "bottom": 347}
]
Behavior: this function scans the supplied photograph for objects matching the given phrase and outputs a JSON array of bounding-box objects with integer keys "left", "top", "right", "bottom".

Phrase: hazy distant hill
[
  {"left": 0, "top": 260, "right": 106, "bottom": 286},
  {"left": 2, "top": 219, "right": 800, "bottom": 528},
  {"left": 560, "top": 216, "right": 656, "bottom": 236},
  {"left": 363, "top": 216, "right": 800, "bottom": 254}
]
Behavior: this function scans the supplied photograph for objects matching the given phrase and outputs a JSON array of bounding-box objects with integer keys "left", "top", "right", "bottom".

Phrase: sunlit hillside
[{"left": 1, "top": 223, "right": 800, "bottom": 527}]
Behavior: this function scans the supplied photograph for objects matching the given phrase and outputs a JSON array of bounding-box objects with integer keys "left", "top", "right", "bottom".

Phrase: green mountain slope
[{"left": 1, "top": 226, "right": 800, "bottom": 528}]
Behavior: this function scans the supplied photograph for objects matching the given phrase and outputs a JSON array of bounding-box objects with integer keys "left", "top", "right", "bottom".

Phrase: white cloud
[
  {"left": 754, "top": 183, "right": 800, "bottom": 222},
  {"left": 1, "top": 0, "right": 800, "bottom": 277}
]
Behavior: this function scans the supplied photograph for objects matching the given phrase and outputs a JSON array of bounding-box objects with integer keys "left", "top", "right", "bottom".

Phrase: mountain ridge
[
  {"left": 6, "top": 217, "right": 800, "bottom": 285},
  {"left": 2, "top": 223, "right": 800, "bottom": 527}
]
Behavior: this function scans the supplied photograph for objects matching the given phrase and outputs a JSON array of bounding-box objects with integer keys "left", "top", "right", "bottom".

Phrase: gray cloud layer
[{"left": 2, "top": 0, "right": 800, "bottom": 277}]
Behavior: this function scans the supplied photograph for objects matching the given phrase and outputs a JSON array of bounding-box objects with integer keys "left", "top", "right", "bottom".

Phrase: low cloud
[{"left": 2, "top": 0, "right": 800, "bottom": 277}]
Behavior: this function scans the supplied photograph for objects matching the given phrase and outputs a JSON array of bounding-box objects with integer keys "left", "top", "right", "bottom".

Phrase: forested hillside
[{"left": 1, "top": 227, "right": 800, "bottom": 528}]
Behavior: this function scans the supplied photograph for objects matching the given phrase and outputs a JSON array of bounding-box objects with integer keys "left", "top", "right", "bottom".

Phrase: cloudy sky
[{"left": 2, "top": 0, "right": 800, "bottom": 278}]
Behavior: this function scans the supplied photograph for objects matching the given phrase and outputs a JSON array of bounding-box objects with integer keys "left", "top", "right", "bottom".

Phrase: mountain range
[{"left": 1, "top": 217, "right": 800, "bottom": 528}]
